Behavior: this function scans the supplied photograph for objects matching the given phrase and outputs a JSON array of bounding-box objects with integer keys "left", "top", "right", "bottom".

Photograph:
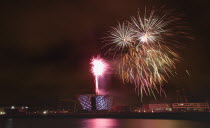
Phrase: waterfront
[{"left": 1, "top": 118, "right": 210, "bottom": 128}]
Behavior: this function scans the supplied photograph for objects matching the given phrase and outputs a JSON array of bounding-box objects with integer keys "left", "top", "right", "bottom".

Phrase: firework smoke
[
  {"left": 104, "top": 7, "right": 189, "bottom": 98},
  {"left": 91, "top": 57, "right": 108, "bottom": 95}
]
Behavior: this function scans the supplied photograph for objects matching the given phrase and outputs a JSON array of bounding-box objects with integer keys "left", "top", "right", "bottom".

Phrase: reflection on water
[
  {"left": 81, "top": 119, "right": 118, "bottom": 128},
  {"left": 4, "top": 118, "right": 13, "bottom": 128},
  {"left": 119, "top": 119, "right": 189, "bottom": 128},
  {"left": 0, "top": 118, "right": 210, "bottom": 128},
  {"left": 80, "top": 119, "right": 210, "bottom": 128}
]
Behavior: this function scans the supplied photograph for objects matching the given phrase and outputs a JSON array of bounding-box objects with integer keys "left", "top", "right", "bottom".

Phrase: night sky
[{"left": 0, "top": 0, "right": 209, "bottom": 105}]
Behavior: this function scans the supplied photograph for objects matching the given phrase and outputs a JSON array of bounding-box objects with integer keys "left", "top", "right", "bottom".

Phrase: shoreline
[{"left": 1, "top": 112, "right": 210, "bottom": 120}]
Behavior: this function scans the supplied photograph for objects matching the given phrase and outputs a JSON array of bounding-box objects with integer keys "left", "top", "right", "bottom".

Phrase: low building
[
  {"left": 4, "top": 106, "right": 29, "bottom": 115},
  {"left": 149, "top": 104, "right": 170, "bottom": 112},
  {"left": 172, "top": 103, "right": 209, "bottom": 112},
  {"left": 140, "top": 104, "right": 171, "bottom": 112}
]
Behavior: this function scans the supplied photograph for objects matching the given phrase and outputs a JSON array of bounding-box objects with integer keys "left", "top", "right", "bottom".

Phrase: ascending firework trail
[{"left": 91, "top": 57, "right": 108, "bottom": 95}]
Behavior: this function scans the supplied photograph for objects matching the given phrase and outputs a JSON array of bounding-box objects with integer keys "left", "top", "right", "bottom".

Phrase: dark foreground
[{"left": 1, "top": 112, "right": 210, "bottom": 120}]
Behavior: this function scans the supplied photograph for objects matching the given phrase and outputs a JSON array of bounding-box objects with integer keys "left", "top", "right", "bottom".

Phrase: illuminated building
[
  {"left": 140, "top": 104, "right": 170, "bottom": 112},
  {"left": 148, "top": 104, "right": 170, "bottom": 111},
  {"left": 78, "top": 94, "right": 113, "bottom": 111},
  {"left": 172, "top": 103, "right": 209, "bottom": 112}
]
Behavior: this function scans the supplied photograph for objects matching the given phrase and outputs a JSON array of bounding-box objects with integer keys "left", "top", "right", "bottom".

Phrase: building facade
[
  {"left": 78, "top": 94, "right": 113, "bottom": 111},
  {"left": 172, "top": 103, "right": 209, "bottom": 112},
  {"left": 149, "top": 104, "right": 170, "bottom": 111},
  {"left": 139, "top": 104, "right": 171, "bottom": 112}
]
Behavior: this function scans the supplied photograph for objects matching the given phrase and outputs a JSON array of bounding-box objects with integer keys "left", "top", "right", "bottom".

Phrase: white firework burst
[
  {"left": 130, "top": 10, "right": 171, "bottom": 44},
  {"left": 109, "top": 22, "right": 134, "bottom": 51}
]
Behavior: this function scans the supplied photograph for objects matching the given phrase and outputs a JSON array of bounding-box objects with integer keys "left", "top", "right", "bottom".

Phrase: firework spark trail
[
  {"left": 104, "top": 7, "right": 189, "bottom": 98},
  {"left": 91, "top": 57, "right": 108, "bottom": 95}
]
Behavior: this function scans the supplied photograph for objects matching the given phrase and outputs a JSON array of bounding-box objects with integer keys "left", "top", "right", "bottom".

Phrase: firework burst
[
  {"left": 110, "top": 22, "right": 134, "bottom": 50},
  {"left": 104, "top": 7, "right": 189, "bottom": 98},
  {"left": 91, "top": 57, "right": 108, "bottom": 95}
]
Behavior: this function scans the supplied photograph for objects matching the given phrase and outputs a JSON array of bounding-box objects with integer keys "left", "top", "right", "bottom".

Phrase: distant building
[
  {"left": 172, "top": 103, "right": 209, "bottom": 112},
  {"left": 4, "top": 106, "right": 29, "bottom": 115},
  {"left": 141, "top": 104, "right": 171, "bottom": 112},
  {"left": 149, "top": 104, "right": 170, "bottom": 111},
  {"left": 78, "top": 94, "right": 113, "bottom": 111}
]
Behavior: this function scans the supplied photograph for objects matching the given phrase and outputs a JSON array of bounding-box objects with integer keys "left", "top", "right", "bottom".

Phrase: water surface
[{"left": 1, "top": 118, "right": 210, "bottom": 128}]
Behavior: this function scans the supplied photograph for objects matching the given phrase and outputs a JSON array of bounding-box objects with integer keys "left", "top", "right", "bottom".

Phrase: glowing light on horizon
[{"left": 91, "top": 57, "right": 108, "bottom": 95}]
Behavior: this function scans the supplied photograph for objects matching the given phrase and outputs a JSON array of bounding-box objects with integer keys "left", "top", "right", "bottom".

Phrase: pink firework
[{"left": 91, "top": 57, "right": 107, "bottom": 95}]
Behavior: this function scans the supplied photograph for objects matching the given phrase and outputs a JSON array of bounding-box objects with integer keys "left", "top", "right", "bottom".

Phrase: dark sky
[{"left": 0, "top": 0, "right": 209, "bottom": 105}]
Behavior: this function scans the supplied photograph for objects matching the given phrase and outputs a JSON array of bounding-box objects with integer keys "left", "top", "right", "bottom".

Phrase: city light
[{"left": 43, "top": 110, "right": 48, "bottom": 115}]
